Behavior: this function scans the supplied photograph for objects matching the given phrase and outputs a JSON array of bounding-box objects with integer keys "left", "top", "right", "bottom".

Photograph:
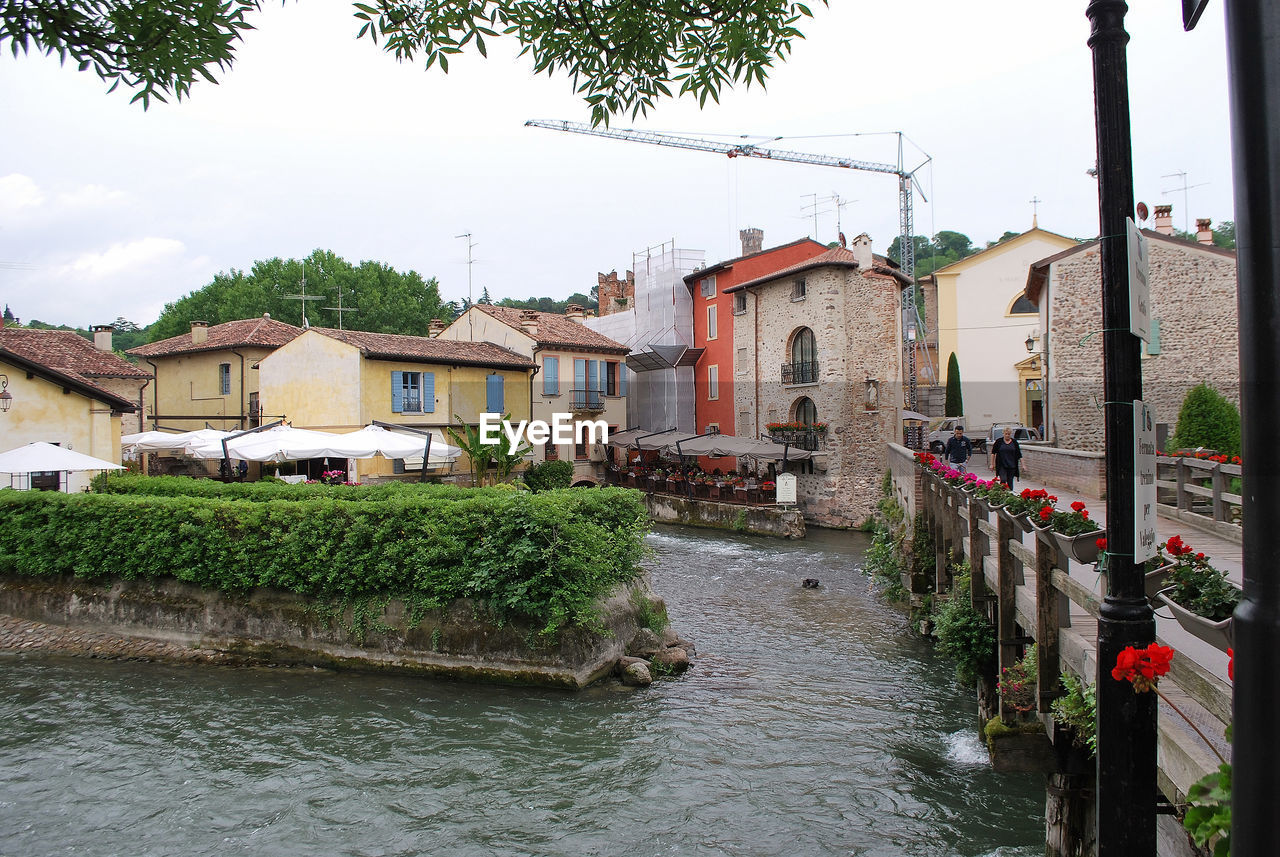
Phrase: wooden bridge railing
[{"left": 1156, "top": 455, "right": 1243, "bottom": 530}]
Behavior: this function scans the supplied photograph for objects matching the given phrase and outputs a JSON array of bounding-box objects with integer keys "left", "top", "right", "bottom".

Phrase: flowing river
[{"left": 0, "top": 525, "right": 1044, "bottom": 856}]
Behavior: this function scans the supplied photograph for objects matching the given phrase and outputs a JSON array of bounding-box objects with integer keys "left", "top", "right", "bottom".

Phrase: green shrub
[
  {"left": 945, "top": 353, "right": 963, "bottom": 417},
  {"left": 522, "top": 459, "right": 575, "bottom": 492},
  {"left": 1167, "top": 383, "right": 1241, "bottom": 456},
  {"left": 1051, "top": 672, "right": 1097, "bottom": 756},
  {"left": 932, "top": 564, "right": 995, "bottom": 685},
  {"left": 0, "top": 486, "right": 649, "bottom": 638},
  {"left": 93, "top": 473, "right": 479, "bottom": 503}
]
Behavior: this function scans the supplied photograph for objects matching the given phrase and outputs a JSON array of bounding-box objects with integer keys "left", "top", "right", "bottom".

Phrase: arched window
[
  {"left": 1008, "top": 294, "right": 1038, "bottom": 315},
  {"left": 793, "top": 396, "right": 817, "bottom": 426},
  {"left": 785, "top": 327, "right": 818, "bottom": 384}
]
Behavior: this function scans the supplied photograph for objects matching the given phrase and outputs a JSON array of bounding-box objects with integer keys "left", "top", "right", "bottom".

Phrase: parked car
[
  {"left": 926, "top": 417, "right": 990, "bottom": 454},
  {"left": 986, "top": 423, "right": 1039, "bottom": 446}
]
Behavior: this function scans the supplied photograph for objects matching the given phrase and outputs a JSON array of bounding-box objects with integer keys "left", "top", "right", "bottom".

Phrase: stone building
[
  {"left": 596, "top": 270, "right": 635, "bottom": 316},
  {"left": 725, "top": 235, "right": 906, "bottom": 527},
  {"left": 1024, "top": 223, "right": 1237, "bottom": 451}
]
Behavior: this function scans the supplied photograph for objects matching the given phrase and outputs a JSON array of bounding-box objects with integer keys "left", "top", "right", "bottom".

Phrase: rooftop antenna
[
  {"left": 456, "top": 232, "right": 477, "bottom": 341},
  {"left": 1161, "top": 170, "right": 1209, "bottom": 233},
  {"left": 800, "top": 193, "right": 830, "bottom": 239},
  {"left": 322, "top": 284, "right": 359, "bottom": 330},
  {"left": 284, "top": 264, "right": 322, "bottom": 328}
]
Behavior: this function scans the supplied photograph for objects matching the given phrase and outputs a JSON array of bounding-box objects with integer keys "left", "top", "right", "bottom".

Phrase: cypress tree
[
  {"left": 1167, "top": 383, "right": 1241, "bottom": 456},
  {"left": 945, "top": 353, "right": 964, "bottom": 417}
]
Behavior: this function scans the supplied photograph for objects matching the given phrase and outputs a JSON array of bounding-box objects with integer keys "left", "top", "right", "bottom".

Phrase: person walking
[
  {"left": 942, "top": 425, "right": 973, "bottom": 473},
  {"left": 990, "top": 425, "right": 1023, "bottom": 489}
]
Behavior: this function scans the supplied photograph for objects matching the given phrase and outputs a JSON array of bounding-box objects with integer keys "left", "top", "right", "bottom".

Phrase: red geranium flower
[
  {"left": 1071, "top": 500, "right": 1086, "bottom": 513},
  {"left": 1096, "top": 537, "right": 1107, "bottom": 551},
  {"left": 1228, "top": 647, "right": 1234, "bottom": 681},
  {"left": 1112, "top": 643, "right": 1175, "bottom": 693},
  {"left": 1039, "top": 505, "right": 1052, "bottom": 521}
]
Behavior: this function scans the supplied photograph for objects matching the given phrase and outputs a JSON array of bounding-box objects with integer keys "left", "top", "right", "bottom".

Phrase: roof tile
[
  {"left": 311, "top": 327, "right": 535, "bottom": 368},
  {"left": 128, "top": 315, "right": 303, "bottom": 357},
  {"left": 475, "top": 305, "right": 628, "bottom": 353}
]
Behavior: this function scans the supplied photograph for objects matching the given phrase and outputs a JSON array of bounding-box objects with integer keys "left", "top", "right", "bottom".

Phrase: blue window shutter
[
  {"left": 588, "top": 359, "right": 599, "bottom": 390},
  {"left": 391, "top": 370, "right": 403, "bottom": 413},
  {"left": 422, "top": 372, "right": 435, "bottom": 412},
  {"left": 486, "top": 373, "right": 504, "bottom": 413},
  {"left": 1146, "top": 319, "right": 1162, "bottom": 355},
  {"left": 544, "top": 356, "right": 559, "bottom": 395},
  {"left": 620, "top": 363, "right": 628, "bottom": 397}
]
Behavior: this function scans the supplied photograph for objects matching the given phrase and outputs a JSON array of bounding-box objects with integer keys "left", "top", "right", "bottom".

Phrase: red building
[{"left": 683, "top": 229, "right": 829, "bottom": 469}]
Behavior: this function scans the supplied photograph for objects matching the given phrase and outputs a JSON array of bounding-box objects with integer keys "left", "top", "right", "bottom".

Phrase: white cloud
[
  {"left": 55, "top": 237, "right": 187, "bottom": 282},
  {"left": 56, "top": 184, "right": 130, "bottom": 211},
  {"left": 0, "top": 174, "right": 45, "bottom": 222}
]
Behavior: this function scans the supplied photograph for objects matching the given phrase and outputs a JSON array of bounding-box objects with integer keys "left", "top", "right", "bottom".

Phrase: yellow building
[
  {"left": 437, "top": 305, "right": 629, "bottom": 485},
  {"left": 257, "top": 327, "right": 535, "bottom": 482},
  {"left": 127, "top": 315, "right": 302, "bottom": 431},
  {"left": 1, "top": 327, "right": 145, "bottom": 492}
]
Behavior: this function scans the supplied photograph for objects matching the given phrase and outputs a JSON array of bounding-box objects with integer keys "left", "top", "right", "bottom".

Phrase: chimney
[
  {"left": 565, "top": 303, "right": 586, "bottom": 321},
  {"left": 850, "top": 233, "right": 874, "bottom": 270},
  {"left": 1196, "top": 218, "right": 1214, "bottom": 245},
  {"left": 91, "top": 324, "right": 115, "bottom": 351},
  {"left": 190, "top": 321, "right": 208, "bottom": 345},
  {"left": 519, "top": 309, "right": 539, "bottom": 338},
  {"left": 427, "top": 318, "right": 446, "bottom": 338},
  {"left": 1153, "top": 204, "right": 1174, "bottom": 236},
  {"left": 740, "top": 227, "right": 764, "bottom": 256}
]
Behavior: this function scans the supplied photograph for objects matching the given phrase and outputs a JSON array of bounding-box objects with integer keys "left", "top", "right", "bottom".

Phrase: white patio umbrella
[
  {"left": 332, "top": 425, "right": 462, "bottom": 462},
  {"left": 121, "top": 428, "right": 233, "bottom": 453},
  {"left": 185, "top": 426, "right": 346, "bottom": 462},
  {"left": 0, "top": 442, "right": 124, "bottom": 490}
]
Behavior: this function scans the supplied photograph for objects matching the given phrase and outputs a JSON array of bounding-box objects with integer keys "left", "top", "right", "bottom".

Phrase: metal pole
[
  {"left": 1085, "top": 3, "right": 1157, "bottom": 854},
  {"left": 1223, "top": 1, "right": 1280, "bottom": 852}
]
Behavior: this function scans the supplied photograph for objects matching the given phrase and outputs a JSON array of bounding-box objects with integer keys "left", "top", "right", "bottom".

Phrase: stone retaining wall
[
  {"left": 644, "top": 494, "right": 805, "bottom": 538},
  {"left": 1020, "top": 445, "right": 1106, "bottom": 498},
  {"left": 0, "top": 575, "right": 655, "bottom": 688}
]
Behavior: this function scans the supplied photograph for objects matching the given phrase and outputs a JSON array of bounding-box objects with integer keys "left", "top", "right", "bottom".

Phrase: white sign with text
[
  {"left": 1127, "top": 217, "right": 1151, "bottom": 342},
  {"left": 776, "top": 473, "right": 798, "bottom": 505},
  {"left": 1134, "top": 400, "right": 1157, "bottom": 562}
]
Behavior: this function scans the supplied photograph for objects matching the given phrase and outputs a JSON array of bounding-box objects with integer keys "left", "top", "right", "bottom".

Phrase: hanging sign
[
  {"left": 1134, "top": 400, "right": 1157, "bottom": 562},
  {"left": 1127, "top": 217, "right": 1151, "bottom": 341},
  {"left": 776, "top": 473, "right": 798, "bottom": 505}
]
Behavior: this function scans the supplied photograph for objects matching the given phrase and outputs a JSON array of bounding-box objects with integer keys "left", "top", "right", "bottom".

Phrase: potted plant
[
  {"left": 1047, "top": 500, "right": 1103, "bottom": 563},
  {"left": 1001, "top": 488, "right": 1055, "bottom": 533},
  {"left": 1154, "top": 535, "right": 1241, "bottom": 651},
  {"left": 986, "top": 646, "right": 1055, "bottom": 773}
]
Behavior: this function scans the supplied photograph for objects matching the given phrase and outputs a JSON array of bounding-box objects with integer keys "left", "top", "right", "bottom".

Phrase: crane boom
[{"left": 525, "top": 118, "right": 937, "bottom": 407}]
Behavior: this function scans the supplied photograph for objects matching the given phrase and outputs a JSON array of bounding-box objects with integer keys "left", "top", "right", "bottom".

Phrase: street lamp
[
  {"left": 0, "top": 373, "right": 11, "bottom": 413},
  {"left": 1025, "top": 333, "right": 1036, "bottom": 353}
]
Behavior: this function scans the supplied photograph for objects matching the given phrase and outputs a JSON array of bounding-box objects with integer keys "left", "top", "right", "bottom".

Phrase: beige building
[
  {"left": 725, "top": 236, "right": 905, "bottom": 527},
  {"left": 257, "top": 327, "right": 535, "bottom": 482},
  {"left": 1024, "top": 222, "right": 1238, "bottom": 451},
  {"left": 128, "top": 315, "right": 302, "bottom": 431},
  {"left": 437, "top": 304, "right": 629, "bottom": 485},
  {"left": 932, "top": 226, "right": 1079, "bottom": 432},
  {"left": 0, "top": 326, "right": 144, "bottom": 491}
]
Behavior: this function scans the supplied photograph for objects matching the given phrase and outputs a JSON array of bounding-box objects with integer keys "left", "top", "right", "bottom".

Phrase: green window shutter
[{"left": 1145, "top": 318, "right": 1161, "bottom": 355}]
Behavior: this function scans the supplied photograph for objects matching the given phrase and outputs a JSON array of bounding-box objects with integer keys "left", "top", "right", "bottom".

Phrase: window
[
  {"left": 544, "top": 439, "right": 558, "bottom": 460},
  {"left": 620, "top": 363, "right": 628, "bottom": 397},
  {"left": 543, "top": 355, "right": 560, "bottom": 395},
  {"left": 218, "top": 363, "right": 231, "bottom": 396},
  {"left": 1009, "top": 294, "right": 1038, "bottom": 315},
  {"left": 791, "top": 278, "right": 807, "bottom": 300},
  {"left": 783, "top": 327, "right": 818, "bottom": 384},
  {"left": 700, "top": 275, "right": 717, "bottom": 298},
  {"left": 605, "top": 361, "right": 618, "bottom": 396},
  {"left": 575, "top": 437, "right": 589, "bottom": 459},
  {"left": 794, "top": 396, "right": 817, "bottom": 426},
  {"left": 706, "top": 305, "right": 718, "bottom": 340},
  {"left": 391, "top": 371, "right": 436, "bottom": 413},
  {"left": 573, "top": 359, "right": 603, "bottom": 408},
  {"left": 733, "top": 292, "right": 747, "bottom": 314},
  {"left": 738, "top": 411, "right": 751, "bottom": 435},
  {"left": 486, "top": 373, "right": 504, "bottom": 413},
  {"left": 708, "top": 364, "right": 719, "bottom": 400}
]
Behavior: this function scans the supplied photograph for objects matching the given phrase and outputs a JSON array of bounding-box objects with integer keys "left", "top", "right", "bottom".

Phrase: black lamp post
[{"left": 1085, "top": 2, "right": 1157, "bottom": 855}]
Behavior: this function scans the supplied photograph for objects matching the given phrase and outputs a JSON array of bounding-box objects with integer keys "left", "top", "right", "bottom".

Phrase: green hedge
[
  {"left": 0, "top": 486, "right": 649, "bottom": 636},
  {"left": 522, "top": 460, "right": 574, "bottom": 492},
  {"left": 93, "top": 473, "right": 481, "bottom": 503}
]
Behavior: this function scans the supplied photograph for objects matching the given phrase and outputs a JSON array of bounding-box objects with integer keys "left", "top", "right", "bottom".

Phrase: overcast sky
[{"left": 1, "top": 2, "right": 1234, "bottom": 329}]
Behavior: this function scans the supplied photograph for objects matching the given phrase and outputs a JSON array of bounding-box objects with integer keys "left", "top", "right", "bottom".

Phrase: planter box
[
  {"left": 1144, "top": 564, "right": 1174, "bottom": 600},
  {"left": 1000, "top": 508, "right": 1034, "bottom": 533},
  {"left": 1156, "top": 591, "right": 1233, "bottom": 652},
  {"left": 1054, "top": 529, "right": 1104, "bottom": 564},
  {"left": 984, "top": 717, "right": 1056, "bottom": 774}
]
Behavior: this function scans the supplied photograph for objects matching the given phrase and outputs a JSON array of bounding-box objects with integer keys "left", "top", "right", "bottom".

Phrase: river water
[{"left": 0, "top": 525, "right": 1044, "bottom": 857}]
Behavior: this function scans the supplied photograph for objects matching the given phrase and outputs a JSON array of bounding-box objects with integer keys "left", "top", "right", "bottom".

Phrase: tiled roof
[
  {"left": 128, "top": 315, "right": 302, "bottom": 357},
  {"left": 311, "top": 327, "right": 535, "bottom": 368},
  {"left": 0, "top": 328, "right": 143, "bottom": 410},
  {"left": 723, "top": 247, "right": 913, "bottom": 292},
  {"left": 474, "top": 305, "right": 629, "bottom": 353},
  {"left": 682, "top": 237, "right": 827, "bottom": 284}
]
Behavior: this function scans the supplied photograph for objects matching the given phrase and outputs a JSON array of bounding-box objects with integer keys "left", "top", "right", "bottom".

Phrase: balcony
[
  {"left": 570, "top": 388, "right": 605, "bottom": 412},
  {"left": 781, "top": 360, "right": 819, "bottom": 385},
  {"left": 768, "top": 429, "right": 825, "bottom": 451}
]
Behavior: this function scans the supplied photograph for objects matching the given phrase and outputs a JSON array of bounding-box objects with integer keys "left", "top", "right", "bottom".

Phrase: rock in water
[
  {"left": 652, "top": 646, "right": 691, "bottom": 672},
  {"left": 627, "top": 628, "right": 662, "bottom": 658},
  {"left": 620, "top": 661, "right": 653, "bottom": 686},
  {"left": 802, "top": 578, "right": 820, "bottom": 589}
]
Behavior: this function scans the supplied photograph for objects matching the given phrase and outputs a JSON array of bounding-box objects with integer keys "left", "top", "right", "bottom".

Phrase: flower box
[
  {"left": 1144, "top": 563, "right": 1175, "bottom": 600},
  {"left": 1054, "top": 530, "right": 1104, "bottom": 564},
  {"left": 984, "top": 717, "right": 1056, "bottom": 774},
  {"left": 1000, "top": 508, "right": 1034, "bottom": 533},
  {"left": 1156, "top": 590, "right": 1234, "bottom": 652}
]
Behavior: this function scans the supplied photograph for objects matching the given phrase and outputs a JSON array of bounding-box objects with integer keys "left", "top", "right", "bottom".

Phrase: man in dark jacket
[
  {"left": 942, "top": 425, "right": 973, "bottom": 473},
  {"left": 989, "top": 425, "right": 1023, "bottom": 488}
]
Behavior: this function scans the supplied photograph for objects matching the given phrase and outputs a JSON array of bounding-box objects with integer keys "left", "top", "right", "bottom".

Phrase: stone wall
[
  {"left": 733, "top": 263, "right": 901, "bottom": 527},
  {"left": 644, "top": 494, "right": 805, "bottom": 538},
  {"left": 1049, "top": 238, "right": 1238, "bottom": 452},
  {"left": 887, "top": 442, "right": 922, "bottom": 526},
  {"left": 1020, "top": 445, "right": 1107, "bottom": 498},
  {"left": 0, "top": 575, "right": 655, "bottom": 688}
]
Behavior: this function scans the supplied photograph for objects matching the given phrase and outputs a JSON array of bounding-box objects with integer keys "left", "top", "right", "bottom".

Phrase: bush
[
  {"left": 1167, "top": 383, "right": 1241, "bottom": 457},
  {"left": 0, "top": 486, "right": 649, "bottom": 637},
  {"left": 932, "top": 564, "right": 995, "bottom": 685},
  {"left": 522, "top": 459, "right": 574, "bottom": 492},
  {"left": 93, "top": 473, "right": 478, "bottom": 503},
  {"left": 1051, "top": 672, "right": 1097, "bottom": 756},
  {"left": 945, "top": 353, "right": 963, "bottom": 417}
]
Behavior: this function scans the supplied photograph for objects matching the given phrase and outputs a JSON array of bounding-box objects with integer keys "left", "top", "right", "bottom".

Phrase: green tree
[
  {"left": 985, "top": 230, "right": 1020, "bottom": 249},
  {"left": 1212, "top": 221, "right": 1236, "bottom": 250},
  {"left": 945, "top": 353, "right": 963, "bottom": 417},
  {"left": 148, "top": 250, "right": 445, "bottom": 340},
  {"left": 1167, "top": 383, "right": 1241, "bottom": 457},
  {"left": 4, "top": 0, "right": 817, "bottom": 121}
]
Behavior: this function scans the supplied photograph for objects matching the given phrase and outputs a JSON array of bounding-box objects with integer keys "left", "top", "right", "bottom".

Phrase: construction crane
[{"left": 524, "top": 119, "right": 936, "bottom": 409}]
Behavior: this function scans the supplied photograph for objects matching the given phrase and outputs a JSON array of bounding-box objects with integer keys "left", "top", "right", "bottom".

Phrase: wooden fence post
[
  {"left": 1035, "top": 532, "right": 1065, "bottom": 714},
  {"left": 996, "top": 512, "right": 1018, "bottom": 723}
]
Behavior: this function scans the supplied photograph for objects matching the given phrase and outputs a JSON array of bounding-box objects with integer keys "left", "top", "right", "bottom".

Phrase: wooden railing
[{"left": 1155, "top": 455, "right": 1243, "bottom": 527}]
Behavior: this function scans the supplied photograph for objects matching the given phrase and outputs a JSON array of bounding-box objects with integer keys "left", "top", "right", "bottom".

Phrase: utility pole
[
  {"left": 1086, "top": 2, "right": 1156, "bottom": 855},
  {"left": 284, "top": 265, "right": 322, "bottom": 329}
]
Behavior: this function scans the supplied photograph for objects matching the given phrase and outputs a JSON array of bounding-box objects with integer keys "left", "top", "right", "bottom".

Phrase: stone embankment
[{"left": 0, "top": 613, "right": 242, "bottom": 664}]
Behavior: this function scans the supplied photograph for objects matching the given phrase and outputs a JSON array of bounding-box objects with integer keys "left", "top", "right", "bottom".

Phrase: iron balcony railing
[
  {"left": 570, "top": 388, "right": 605, "bottom": 411},
  {"left": 769, "top": 429, "right": 824, "bottom": 451},
  {"left": 781, "top": 360, "right": 819, "bottom": 385}
]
